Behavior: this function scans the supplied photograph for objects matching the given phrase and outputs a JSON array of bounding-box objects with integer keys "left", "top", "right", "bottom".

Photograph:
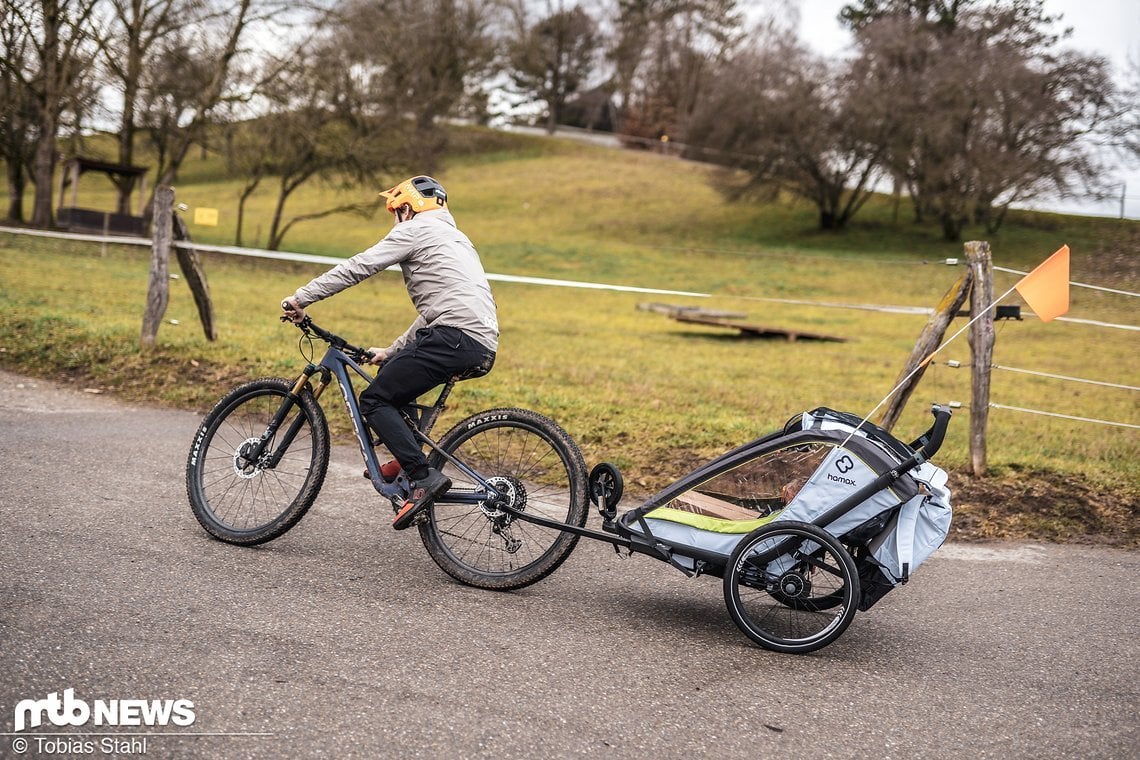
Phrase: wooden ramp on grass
[
  {"left": 639, "top": 302, "right": 848, "bottom": 342},
  {"left": 672, "top": 312, "right": 848, "bottom": 343}
]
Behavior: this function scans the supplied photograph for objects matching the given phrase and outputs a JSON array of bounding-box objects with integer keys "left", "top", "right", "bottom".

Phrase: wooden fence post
[
  {"left": 965, "top": 240, "right": 995, "bottom": 476},
  {"left": 141, "top": 186, "right": 173, "bottom": 350},
  {"left": 878, "top": 268, "right": 974, "bottom": 431},
  {"left": 172, "top": 213, "right": 218, "bottom": 341}
]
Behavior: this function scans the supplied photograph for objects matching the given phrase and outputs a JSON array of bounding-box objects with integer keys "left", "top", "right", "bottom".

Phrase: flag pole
[
  {"left": 837, "top": 243, "right": 1069, "bottom": 454},
  {"left": 840, "top": 282, "right": 1020, "bottom": 447}
]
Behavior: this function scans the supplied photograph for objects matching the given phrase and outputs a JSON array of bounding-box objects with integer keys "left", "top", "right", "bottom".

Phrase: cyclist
[{"left": 281, "top": 176, "right": 498, "bottom": 530}]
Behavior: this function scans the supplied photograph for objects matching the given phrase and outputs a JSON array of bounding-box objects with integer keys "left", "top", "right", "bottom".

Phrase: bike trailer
[{"left": 616, "top": 407, "right": 952, "bottom": 610}]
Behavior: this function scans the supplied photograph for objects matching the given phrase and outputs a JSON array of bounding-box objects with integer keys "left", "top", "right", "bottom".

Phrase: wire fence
[
  {"left": 987, "top": 403, "right": 1139, "bottom": 430},
  {"left": 993, "top": 265, "right": 1140, "bottom": 298},
  {"left": 2, "top": 223, "right": 1136, "bottom": 431},
  {"left": 930, "top": 360, "right": 1138, "bottom": 430},
  {"left": 936, "top": 360, "right": 1140, "bottom": 392},
  {"left": 4, "top": 224, "right": 1136, "bottom": 327}
]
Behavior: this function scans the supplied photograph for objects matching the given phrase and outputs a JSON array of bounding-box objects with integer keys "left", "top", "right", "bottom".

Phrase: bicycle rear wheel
[
  {"left": 723, "top": 520, "right": 859, "bottom": 654},
  {"left": 418, "top": 407, "right": 588, "bottom": 590},
  {"left": 186, "top": 377, "right": 329, "bottom": 545}
]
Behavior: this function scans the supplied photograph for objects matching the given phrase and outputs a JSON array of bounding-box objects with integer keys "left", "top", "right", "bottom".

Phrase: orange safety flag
[{"left": 1015, "top": 245, "right": 1070, "bottom": 322}]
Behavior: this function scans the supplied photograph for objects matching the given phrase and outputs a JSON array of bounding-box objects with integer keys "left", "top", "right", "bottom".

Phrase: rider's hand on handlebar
[
  {"left": 365, "top": 347, "right": 388, "bottom": 366},
  {"left": 280, "top": 297, "right": 307, "bottom": 324}
]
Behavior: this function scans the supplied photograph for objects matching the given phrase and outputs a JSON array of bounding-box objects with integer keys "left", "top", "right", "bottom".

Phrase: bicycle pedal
[{"left": 391, "top": 500, "right": 431, "bottom": 531}]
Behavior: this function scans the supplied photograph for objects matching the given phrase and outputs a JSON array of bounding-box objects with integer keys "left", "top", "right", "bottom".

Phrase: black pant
[{"left": 359, "top": 326, "right": 495, "bottom": 479}]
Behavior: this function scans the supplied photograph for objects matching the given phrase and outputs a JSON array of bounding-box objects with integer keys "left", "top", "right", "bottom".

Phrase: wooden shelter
[{"left": 57, "top": 157, "right": 150, "bottom": 236}]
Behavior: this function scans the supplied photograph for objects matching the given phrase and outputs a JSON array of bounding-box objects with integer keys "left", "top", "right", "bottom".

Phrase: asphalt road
[{"left": 1, "top": 370, "right": 1136, "bottom": 759}]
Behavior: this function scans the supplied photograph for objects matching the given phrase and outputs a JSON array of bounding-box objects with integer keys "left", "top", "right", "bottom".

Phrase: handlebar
[
  {"left": 912, "top": 404, "right": 953, "bottom": 461},
  {"left": 280, "top": 307, "right": 375, "bottom": 365}
]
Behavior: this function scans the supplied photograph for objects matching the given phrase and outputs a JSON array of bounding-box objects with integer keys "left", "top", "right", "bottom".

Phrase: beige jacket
[{"left": 292, "top": 208, "right": 498, "bottom": 353}]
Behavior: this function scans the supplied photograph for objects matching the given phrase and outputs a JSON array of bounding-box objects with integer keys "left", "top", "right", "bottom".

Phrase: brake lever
[
  {"left": 279, "top": 313, "right": 312, "bottom": 329},
  {"left": 280, "top": 300, "right": 310, "bottom": 327}
]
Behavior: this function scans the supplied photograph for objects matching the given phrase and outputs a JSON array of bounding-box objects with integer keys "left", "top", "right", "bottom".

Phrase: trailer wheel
[{"left": 723, "top": 520, "right": 859, "bottom": 654}]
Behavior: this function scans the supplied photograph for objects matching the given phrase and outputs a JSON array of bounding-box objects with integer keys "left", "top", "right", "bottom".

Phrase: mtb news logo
[{"left": 13, "top": 689, "right": 195, "bottom": 732}]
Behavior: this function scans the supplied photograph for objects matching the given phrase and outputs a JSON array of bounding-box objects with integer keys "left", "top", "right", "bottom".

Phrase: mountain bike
[{"left": 186, "top": 316, "right": 589, "bottom": 590}]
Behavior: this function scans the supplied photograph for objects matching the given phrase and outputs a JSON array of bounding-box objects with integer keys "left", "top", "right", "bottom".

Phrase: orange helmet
[{"left": 379, "top": 176, "right": 447, "bottom": 216}]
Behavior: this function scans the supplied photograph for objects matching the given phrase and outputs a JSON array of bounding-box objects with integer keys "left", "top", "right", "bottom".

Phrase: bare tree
[
  {"left": 227, "top": 117, "right": 268, "bottom": 247},
  {"left": 606, "top": 0, "right": 741, "bottom": 140},
  {"left": 337, "top": 0, "right": 500, "bottom": 175},
  {"left": 0, "top": 11, "right": 37, "bottom": 222},
  {"left": 256, "top": 44, "right": 392, "bottom": 251},
  {"left": 0, "top": 0, "right": 103, "bottom": 228},
  {"left": 230, "top": 0, "right": 495, "bottom": 248},
  {"left": 1119, "top": 59, "right": 1140, "bottom": 169},
  {"left": 840, "top": 0, "right": 970, "bottom": 31},
  {"left": 685, "top": 33, "right": 891, "bottom": 230},
  {"left": 137, "top": 30, "right": 217, "bottom": 188},
  {"left": 852, "top": 2, "right": 1121, "bottom": 240},
  {"left": 971, "top": 45, "right": 1117, "bottom": 232},
  {"left": 135, "top": 0, "right": 255, "bottom": 217},
  {"left": 98, "top": 0, "right": 187, "bottom": 213},
  {"left": 507, "top": 1, "right": 600, "bottom": 133}
]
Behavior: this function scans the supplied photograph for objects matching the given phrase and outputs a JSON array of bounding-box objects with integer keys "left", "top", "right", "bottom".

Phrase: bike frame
[
  {"left": 259, "top": 324, "right": 644, "bottom": 544},
  {"left": 300, "top": 344, "right": 508, "bottom": 508}
]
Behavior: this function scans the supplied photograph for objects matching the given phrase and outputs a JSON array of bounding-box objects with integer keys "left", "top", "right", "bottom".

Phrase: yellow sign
[{"left": 193, "top": 207, "right": 219, "bottom": 226}]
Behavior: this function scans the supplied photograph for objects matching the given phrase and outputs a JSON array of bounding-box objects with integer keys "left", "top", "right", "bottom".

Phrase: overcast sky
[
  {"left": 793, "top": 0, "right": 1138, "bottom": 218},
  {"left": 796, "top": 0, "right": 1138, "bottom": 74}
]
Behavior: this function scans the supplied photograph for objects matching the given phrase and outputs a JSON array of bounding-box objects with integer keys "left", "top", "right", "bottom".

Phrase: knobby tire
[
  {"left": 186, "top": 377, "right": 329, "bottom": 545},
  {"left": 418, "top": 407, "right": 589, "bottom": 590}
]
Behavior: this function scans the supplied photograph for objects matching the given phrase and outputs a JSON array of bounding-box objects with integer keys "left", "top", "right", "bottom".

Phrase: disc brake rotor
[
  {"left": 233, "top": 438, "right": 265, "bottom": 479},
  {"left": 481, "top": 475, "right": 527, "bottom": 522}
]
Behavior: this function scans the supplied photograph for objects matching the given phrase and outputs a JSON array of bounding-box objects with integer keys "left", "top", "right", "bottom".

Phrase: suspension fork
[{"left": 243, "top": 365, "right": 328, "bottom": 469}]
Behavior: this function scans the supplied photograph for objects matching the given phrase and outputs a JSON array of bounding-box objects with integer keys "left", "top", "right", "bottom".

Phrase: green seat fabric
[{"left": 643, "top": 506, "right": 783, "bottom": 534}]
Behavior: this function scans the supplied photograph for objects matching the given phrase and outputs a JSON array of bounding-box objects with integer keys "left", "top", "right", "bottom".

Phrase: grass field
[{"left": 2, "top": 129, "right": 1137, "bottom": 544}]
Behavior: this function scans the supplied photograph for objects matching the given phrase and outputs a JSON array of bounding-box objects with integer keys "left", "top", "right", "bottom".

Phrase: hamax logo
[
  {"left": 13, "top": 689, "right": 196, "bottom": 732},
  {"left": 827, "top": 455, "right": 858, "bottom": 486}
]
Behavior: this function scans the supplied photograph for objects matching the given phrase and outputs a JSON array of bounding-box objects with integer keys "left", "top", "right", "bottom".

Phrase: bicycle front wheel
[
  {"left": 419, "top": 407, "right": 588, "bottom": 590},
  {"left": 186, "top": 377, "right": 330, "bottom": 545}
]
